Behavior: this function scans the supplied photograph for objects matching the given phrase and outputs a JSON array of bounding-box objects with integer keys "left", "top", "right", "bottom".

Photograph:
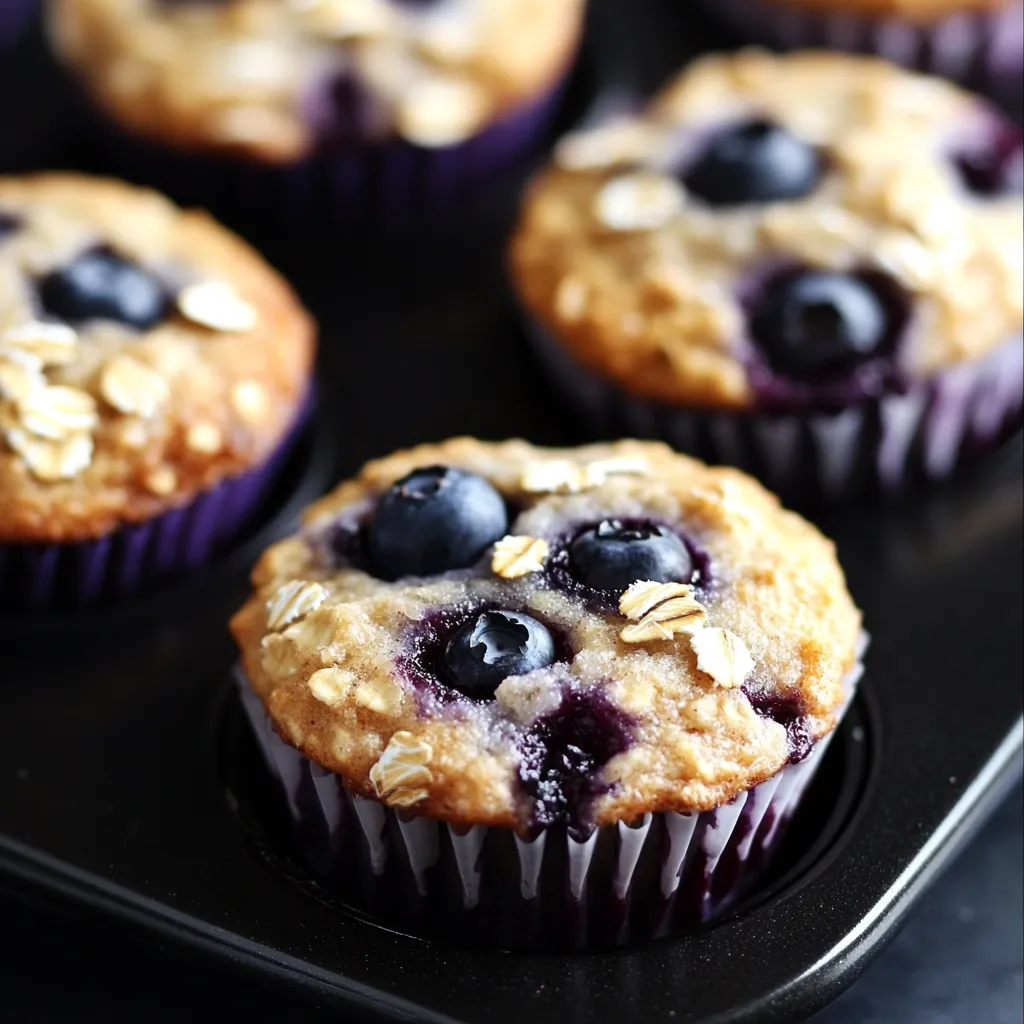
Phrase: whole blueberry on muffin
[
  {"left": 48, "top": 0, "right": 585, "bottom": 225},
  {"left": 0, "top": 174, "right": 314, "bottom": 610},
  {"left": 510, "top": 52, "right": 1023, "bottom": 500},
  {"left": 704, "top": 0, "right": 1022, "bottom": 103},
  {"left": 231, "top": 437, "right": 864, "bottom": 950}
]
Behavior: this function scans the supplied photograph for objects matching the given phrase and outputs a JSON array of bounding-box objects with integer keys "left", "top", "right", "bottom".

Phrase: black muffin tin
[{"left": 1, "top": 2, "right": 1021, "bottom": 1021}]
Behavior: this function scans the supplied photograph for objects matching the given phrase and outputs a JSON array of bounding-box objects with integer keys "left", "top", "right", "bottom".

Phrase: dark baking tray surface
[{"left": 1, "top": 2, "right": 1022, "bottom": 1021}]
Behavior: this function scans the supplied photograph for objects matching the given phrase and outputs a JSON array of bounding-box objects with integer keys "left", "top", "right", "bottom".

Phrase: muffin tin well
[{"left": 1, "top": 1, "right": 1021, "bottom": 1021}]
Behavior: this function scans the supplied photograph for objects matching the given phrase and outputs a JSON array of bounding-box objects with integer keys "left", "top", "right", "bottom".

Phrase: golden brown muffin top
[
  {"left": 0, "top": 174, "right": 314, "bottom": 543},
  {"left": 510, "top": 51, "right": 1023, "bottom": 411},
  {"left": 49, "top": 0, "right": 584, "bottom": 162},
  {"left": 231, "top": 438, "right": 863, "bottom": 834}
]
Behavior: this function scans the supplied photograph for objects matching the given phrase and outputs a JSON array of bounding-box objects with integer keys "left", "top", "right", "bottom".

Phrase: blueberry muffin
[
  {"left": 704, "top": 0, "right": 1022, "bottom": 102},
  {"left": 48, "top": 0, "right": 585, "bottom": 225},
  {"left": 510, "top": 51, "right": 1023, "bottom": 500},
  {"left": 0, "top": 174, "right": 314, "bottom": 609},
  {"left": 231, "top": 437, "right": 864, "bottom": 950}
]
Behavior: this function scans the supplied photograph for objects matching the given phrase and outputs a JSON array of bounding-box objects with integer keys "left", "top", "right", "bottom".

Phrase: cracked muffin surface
[{"left": 231, "top": 437, "right": 863, "bottom": 834}]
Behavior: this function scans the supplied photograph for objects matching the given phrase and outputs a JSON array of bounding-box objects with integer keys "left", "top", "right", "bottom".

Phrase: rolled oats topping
[
  {"left": 0, "top": 321, "right": 79, "bottom": 366},
  {"left": 100, "top": 353, "right": 169, "bottom": 417},
  {"left": 266, "top": 579, "right": 328, "bottom": 631},
  {"left": 511, "top": 52, "right": 1024, "bottom": 410},
  {"left": 690, "top": 627, "right": 756, "bottom": 689},
  {"left": 618, "top": 580, "right": 708, "bottom": 643},
  {"left": 0, "top": 174, "right": 314, "bottom": 543},
  {"left": 50, "top": 0, "right": 585, "bottom": 161},
  {"left": 177, "top": 280, "right": 259, "bottom": 333},
  {"left": 232, "top": 438, "right": 863, "bottom": 833},
  {"left": 491, "top": 534, "right": 550, "bottom": 579},
  {"left": 369, "top": 731, "right": 434, "bottom": 807}
]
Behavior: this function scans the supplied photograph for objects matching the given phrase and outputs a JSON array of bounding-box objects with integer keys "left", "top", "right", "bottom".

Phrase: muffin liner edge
[
  {"left": 527, "top": 318, "right": 1023, "bottom": 501},
  {"left": 76, "top": 72, "right": 574, "bottom": 231},
  {"left": 236, "top": 638, "right": 865, "bottom": 951},
  {"left": 0, "top": 393, "right": 312, "bottom": 611}
]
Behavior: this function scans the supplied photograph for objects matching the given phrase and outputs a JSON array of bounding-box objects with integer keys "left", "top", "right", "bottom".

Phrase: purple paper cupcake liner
[
  {"left": 236, "top": 644, "right": 863, "bottom": 951},
  {"left": 0, "top": 397, "right": 311, "bottom": 612},
  {"left": 706, "top": 0, "right": 1023, "bottom": 102},
  {"left": 78, "top": 73, "right": 572, "bottom": 233},
  {"left": 528, "top": 319, "right": 1024, "bottom": 502},
  {"left": 0, "top": 0, "right": 35, "bottom": 48}
]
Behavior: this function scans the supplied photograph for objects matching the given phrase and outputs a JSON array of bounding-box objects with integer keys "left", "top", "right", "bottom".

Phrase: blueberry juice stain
[
  {"left": 517, "top": 686, "right": 634, "bottom": 837},
  {"left": 742, "top": 682, "right": 813, "bottom": 763}
]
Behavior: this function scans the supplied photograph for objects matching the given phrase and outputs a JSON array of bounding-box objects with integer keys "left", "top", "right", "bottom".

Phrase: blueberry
[
  {"left": 954, "top": 123, "right": 1023, "bottom": 197},
  {"left": 0, "top": 212, "right": 21, "bottom": 241},
  {"left": 366, "top": 466, "right": 508, "bottom": 580},
  {"left": 518, "top": 687, "right": 633, "bottom": 832},
  {"left": 750, "top": 270, "right": 896, "bottom": 381},
  {"left": 569, "top": 519, "right": 694, "bottom": 593},
  {"left": 39, "top": 246, "right": 169, "bottom": 329},
  {"left": 443, "top": 610, "right": 556, "bottom": 699},
  {"left": 683, "top": 119, "right": 823, "bottom": 207},
  {"left": 305, "top": 70, "right": 387, "bottom": 146}
]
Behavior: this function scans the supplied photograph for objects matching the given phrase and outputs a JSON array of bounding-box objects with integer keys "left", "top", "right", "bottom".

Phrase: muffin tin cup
[
  {"left": 237, "top": 647, "right": 863, "bottom": 953},
  {"left": 706, "top": 0, "right": 1023, "bottom": 101},
  {"left": 527, "top": 319, "right": 1024, "bottom": 502},
  {"left": 0, "top": 397, "right": 312, "bottom": 612},
  {"left": 0, "top": 0, "right": 35, "bottom": 47},
  {"left": 79, "top": 75, "right": 571, "bottom": 233}
]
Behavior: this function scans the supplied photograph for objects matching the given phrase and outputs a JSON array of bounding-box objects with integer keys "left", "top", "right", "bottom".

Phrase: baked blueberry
[
  {"left": 682, "top": 119, "right": 823, "bottom": 206},
  {"left": 367, "top": 466, "right": 508, "bottom": 580},
  {"left": 0, "top": 212, "right": 21, "bottom": 240},
  {"left": 750, "top": 270, "right": 896, "bottom": 381},
  {"left": 954, "top": 125, "right": 1023, "bottom": 197},
  {"left": 518, "top": 686, "right": 633, "bottom": 831},
  {"left": 39, "top": 245, "right": 169, "bottom": 329},
  {"left": 568, "top": 519, "right": 694, "bottom": 593},
  {"left": 443, "top": 610, "right": 556, "bottom": 698}
]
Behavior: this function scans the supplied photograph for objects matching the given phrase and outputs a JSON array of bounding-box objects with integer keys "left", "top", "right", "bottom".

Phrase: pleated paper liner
[{"left": 236, "top": 641, "right": 864, "bottom": 952}]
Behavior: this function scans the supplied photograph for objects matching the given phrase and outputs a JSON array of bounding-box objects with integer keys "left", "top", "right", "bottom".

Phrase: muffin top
[
  {"left": 510, "top": 51, "right": 1023, "bottom": 413},
  {"left": 0, "top": 174, "right": 313, "bottom": 543},
  {"left": 50, "top": 0, "right": 584, "bottom": 162},
  {"left": 231, "top": 437, "right": 863, "bottom": 835}
]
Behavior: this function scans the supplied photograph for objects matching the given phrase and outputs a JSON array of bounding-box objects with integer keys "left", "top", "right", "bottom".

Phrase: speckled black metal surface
[{"left": 0, "top": 2, "right": 1021, "bottom": 1021}]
